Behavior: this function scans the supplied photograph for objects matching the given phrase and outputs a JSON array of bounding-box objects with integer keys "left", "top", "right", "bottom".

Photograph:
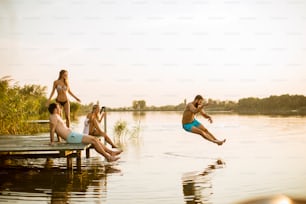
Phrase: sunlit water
[{"left": 1, "top": 112, "right": 306, "bottom": 204}]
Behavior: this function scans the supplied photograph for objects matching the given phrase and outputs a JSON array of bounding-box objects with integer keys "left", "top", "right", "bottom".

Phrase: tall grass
[{"left": 113, "top": 119, "right": 141, "bottom": 145}]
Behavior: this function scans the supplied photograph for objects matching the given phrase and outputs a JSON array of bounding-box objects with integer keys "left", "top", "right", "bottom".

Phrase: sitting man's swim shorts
[
  {"left": 66, "top": 132, "right": 84, "bottom": 143},
  {"left": 183, "top": 119, "right": 201, "bottom": 132}
]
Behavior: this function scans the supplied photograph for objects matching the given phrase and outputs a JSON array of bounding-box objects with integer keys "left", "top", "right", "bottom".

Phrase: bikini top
[{"left": 56, "top": 84, "right": 67, "bottom": 91}]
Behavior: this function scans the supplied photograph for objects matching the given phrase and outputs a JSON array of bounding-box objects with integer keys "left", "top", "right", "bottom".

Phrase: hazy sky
[{"left": 1, "top": 0, "right": 306, "bottom": 107}]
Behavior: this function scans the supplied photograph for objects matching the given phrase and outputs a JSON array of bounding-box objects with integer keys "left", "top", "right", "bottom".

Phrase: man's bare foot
[
  {"left": 116, "top": 149, "right": 123, "bottom": 154},
  {"left": 216, "top": 139, "right": 226, "bottom": 146},
  {"left": 107, "top": 156, "right": 120, "bottom": 162},
  {"left": 111, "top": 149, "right": 123, "bottom": 156}
]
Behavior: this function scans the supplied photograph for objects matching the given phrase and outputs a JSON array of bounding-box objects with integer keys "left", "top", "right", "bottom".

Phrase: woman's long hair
[{"left": 58, "top": 69, "right": 68, "bottom": 86}]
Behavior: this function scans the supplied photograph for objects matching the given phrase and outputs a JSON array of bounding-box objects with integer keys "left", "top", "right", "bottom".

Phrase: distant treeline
[
  {"left": 108, "top": 102, "right": 186, "bottom": 112},
  {"left": 234, "top": 94, "right": 306, "bottom": 115}
]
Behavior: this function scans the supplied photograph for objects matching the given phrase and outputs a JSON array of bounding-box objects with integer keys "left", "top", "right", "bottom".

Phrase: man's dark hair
[
  {"left": 48, "top": 103, "right": 57, "bottom": 114},
  {"left": 194, "top": 95, "right": 204, "bottom": 100}
]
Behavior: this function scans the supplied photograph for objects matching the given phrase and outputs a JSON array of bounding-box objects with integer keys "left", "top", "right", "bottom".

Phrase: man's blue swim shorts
[
  {"left": 183, "top": 119, "right": 201, "bottom": 132},
  {"left": 66, "top": 132, "right": 84, "bottom": 143}
]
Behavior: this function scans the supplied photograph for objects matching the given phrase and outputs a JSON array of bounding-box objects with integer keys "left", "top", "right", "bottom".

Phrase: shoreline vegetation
[{"left": 1, "top": 76, "right": 306, "bottom": 135}]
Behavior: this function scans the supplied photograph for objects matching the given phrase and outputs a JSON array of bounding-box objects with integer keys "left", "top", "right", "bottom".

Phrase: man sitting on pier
[{"left": 48, "top": 103, "right": 120, "bottom": 162}]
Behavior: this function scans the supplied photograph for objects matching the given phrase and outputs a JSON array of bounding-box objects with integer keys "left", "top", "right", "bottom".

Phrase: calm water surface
[{"left": 1, "top": 112, "right": 306, "bottom": 203}]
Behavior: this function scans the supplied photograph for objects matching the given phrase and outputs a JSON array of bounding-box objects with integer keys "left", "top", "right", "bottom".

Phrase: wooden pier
[
  {"left": 0, "top": 135, "right": 91, "bottom": 171},
  {"left": 1, "top": 106, "right": 109, "bottom": 170}
]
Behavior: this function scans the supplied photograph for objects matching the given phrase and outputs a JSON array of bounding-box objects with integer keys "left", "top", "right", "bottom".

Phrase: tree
[{"left": 132, "top": 100, "right": 146, "bottom": 110}]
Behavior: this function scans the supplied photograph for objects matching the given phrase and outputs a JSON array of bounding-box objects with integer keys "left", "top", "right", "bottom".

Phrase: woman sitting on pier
[
  {"left": 83, "top": 104, "right": 119, "bottom": 149},
  {"left": 48, "top": 103, "right": 120, "bottom": 162}
]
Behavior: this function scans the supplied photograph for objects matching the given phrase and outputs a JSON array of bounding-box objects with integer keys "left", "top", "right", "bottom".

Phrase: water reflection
[
  {"left": 132, "top": 111, "right": 146, "bottom": 123},
  {"left": 182, "top": 159, "right": 225, "bottom": 204},
  {"left": 0, "top": 164, "right": 120, "bottom": 203}
]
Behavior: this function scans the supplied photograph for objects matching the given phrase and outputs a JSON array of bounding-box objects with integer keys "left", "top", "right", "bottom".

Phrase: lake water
[{"left": 1, "top": 112, "right": 306, "bottom": 204}]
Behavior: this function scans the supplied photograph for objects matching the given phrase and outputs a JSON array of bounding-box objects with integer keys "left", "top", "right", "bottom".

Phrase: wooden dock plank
[
  {"left": 27, "top": 120, "right": 49, "bottom": 124},
  {"left": 0, "top": 135, "right": 90, "bottom": 152},
  {"left": 0, "top": 143, "right": 90, "bottom": 152},
  {"left": 0, "top": 152, "right": 74, "bottom": 159}
]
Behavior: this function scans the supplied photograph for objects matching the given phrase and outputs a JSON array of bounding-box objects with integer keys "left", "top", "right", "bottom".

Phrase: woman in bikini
[{"left": 46, "top": 69, "right": 81, "bottom": 128}]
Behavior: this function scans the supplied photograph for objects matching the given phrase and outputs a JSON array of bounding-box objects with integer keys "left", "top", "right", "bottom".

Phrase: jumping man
[{"left": 182, "top": 95, "right": 226, "bottom": 145}]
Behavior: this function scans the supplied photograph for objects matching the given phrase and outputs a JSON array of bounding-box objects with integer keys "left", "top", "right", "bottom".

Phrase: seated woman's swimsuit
[{"left": 83, "top": 118, "right": 89, "bottom": 134}]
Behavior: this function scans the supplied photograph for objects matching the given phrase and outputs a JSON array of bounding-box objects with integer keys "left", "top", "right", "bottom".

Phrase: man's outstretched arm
[{"left": 200, "top": 110, "right": 213, "bottom": 123}]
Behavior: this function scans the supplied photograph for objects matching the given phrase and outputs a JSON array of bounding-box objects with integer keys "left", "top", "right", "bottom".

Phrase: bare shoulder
[
  {"left": 186, "top": 102, "right": 194, "bottom": 109},
  {"left": 53, "top": 80, "right": 59, "bottom": 86},
  {"left": 87, "top": 113, "right": 94, "bottom": 120},
  {"left": 49, "top": 114, "right": 58, "bottom": 124}
]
